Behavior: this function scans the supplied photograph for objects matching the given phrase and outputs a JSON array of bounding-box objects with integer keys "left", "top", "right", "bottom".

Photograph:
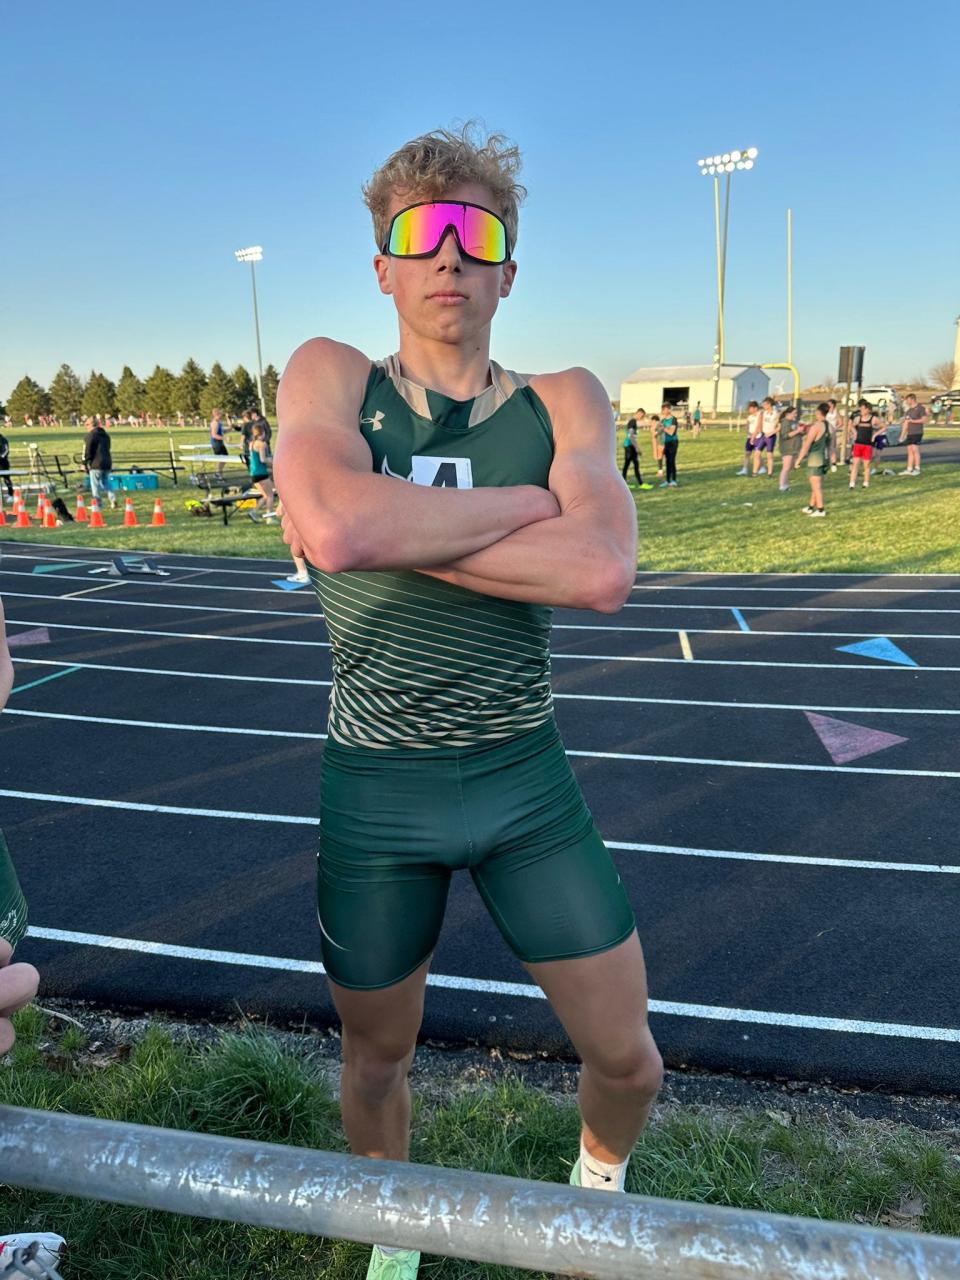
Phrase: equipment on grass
[
  {"left": 42, "top": 499, "right": 57, "bottom": 529},
  {"left": 150, "top": 497, "right": 166, "bottom": 526},
  {"left": 122, "top": 496, "right": 138, "bottom": 527},
  {"left": 35, "top": 493, "right": 44, "bottom": 520},
  {"left": 90, "top": 554, "right": 170, "bottom": 579},
  {"left": 14, "top": 504, "right": 29, "bottom": 528},
  {"left": 88, "top": 498, "right": 105, "bottom": 528},
  {"left": 0, "top": 506, "right": 5, "bottom": 527},
  {"left": 74, "top": 493, "right": 87, "bottom": 522}
]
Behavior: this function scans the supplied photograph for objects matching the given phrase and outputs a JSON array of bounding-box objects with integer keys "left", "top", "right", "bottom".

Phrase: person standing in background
[
  {"left": 82, "top": 416, "right": 117, "bottom": 510},
  {"left": 751, "top": 396, "right": 778, "bottom": 477},
  {"left": 776, "top": 404, "right": 805, "bottom": 492},
  {"left": 737, "top": 400, "right": 762, "bottom": 475},
  {"left": 0, "top": 430, "right": 12, "bottom": 502},
  {"left": 209, "top": 407, "right": 228, "bottom": 480},
  {"left": 659, "top": 403, "right": 679, "bottom": 487},
  {"left": 621, "top": 417, "right": 642, "bottom": 487},
  {"left": 826, "top": 399, "right": 842, "bottom": 471},
  {"left": 848, "top": 399, "right": 882, "bottom": 490},
  {"left": 899, "top": 393, "right": 928, "bottom": 476},
  {"left": 692, "top": 401, "right": 702, "bottom": 437},
  {"left": 795, "top": 402, "right": 829, "bottom": 517}
]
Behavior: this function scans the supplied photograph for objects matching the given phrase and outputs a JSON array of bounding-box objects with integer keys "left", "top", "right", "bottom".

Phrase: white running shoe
[
  {"left": 286, "top": 571, "right": 309, "bottom": 584},
  {"left": 810, "top": 508, "right": 826, "bottom": 518},
  {"left": 0, "top": 1233, "right": 66, "bottom": 1277}
]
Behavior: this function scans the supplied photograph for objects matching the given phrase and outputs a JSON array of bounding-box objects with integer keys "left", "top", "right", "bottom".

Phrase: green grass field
[
  {"left": 2, "top": 425, "right": 957, "bottom": 573},
  {"left": 1, "top": 1010, "right": 957, "bottom": 1278}
]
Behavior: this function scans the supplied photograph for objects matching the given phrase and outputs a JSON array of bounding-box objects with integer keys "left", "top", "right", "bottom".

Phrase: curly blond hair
[{"left": 362, "top": 122, "right": 526, "bottom": 254}]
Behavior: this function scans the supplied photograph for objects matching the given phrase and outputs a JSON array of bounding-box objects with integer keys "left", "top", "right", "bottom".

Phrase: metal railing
[{"left": 2, "top": 1107, "right": 959, "bottom": 1278}]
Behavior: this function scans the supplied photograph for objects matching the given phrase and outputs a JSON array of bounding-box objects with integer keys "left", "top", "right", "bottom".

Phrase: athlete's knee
[
  {"left": 584, "top": 1032, "right": 663, "bottom": 1103},
  {"left": 342, "top": 1029, "right": 416, "bottom": 1101}
]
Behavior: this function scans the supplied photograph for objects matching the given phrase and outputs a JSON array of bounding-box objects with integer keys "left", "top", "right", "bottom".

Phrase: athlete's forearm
[{"left": 416, "top": 512, "right": 635, "bottom": 614}]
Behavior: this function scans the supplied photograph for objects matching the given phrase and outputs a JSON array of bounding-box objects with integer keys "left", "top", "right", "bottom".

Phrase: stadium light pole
[
  {"left": 695, "top": 149, "right": 759, "bottom": 417},
  {"left": 234, "top": 245, "right": 266, "bottom": 415}
]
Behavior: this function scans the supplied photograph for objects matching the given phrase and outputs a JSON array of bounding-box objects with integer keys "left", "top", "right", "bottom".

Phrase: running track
[{"left": 1, "top": 541, "right": 958, "bottom": 1092}]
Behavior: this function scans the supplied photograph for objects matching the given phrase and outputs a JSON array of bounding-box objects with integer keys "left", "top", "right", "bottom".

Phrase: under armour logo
[{"left": 361, "top": 411, "right": 385, "bottom": 431}]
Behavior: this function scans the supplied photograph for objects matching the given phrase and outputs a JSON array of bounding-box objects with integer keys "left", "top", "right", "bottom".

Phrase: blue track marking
[
  {"left": 836, "top": 637, "right": 918, "bottom": 667},
  {"left": 271, "top": 578, "right": 310, "bottom": 591},
  {"left": 30, "top": 562, "right": 94, "bottom": 575},
  {"left": 731, "top": 608, "right": 750, "bottom": 632},
  {"left": 9, "top": 665, "right": 83, "bottom": 694}
]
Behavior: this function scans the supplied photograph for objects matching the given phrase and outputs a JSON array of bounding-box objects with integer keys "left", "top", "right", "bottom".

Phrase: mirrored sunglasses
[{"left": 383, "top": 201, "right": 510, "bottom": 265}]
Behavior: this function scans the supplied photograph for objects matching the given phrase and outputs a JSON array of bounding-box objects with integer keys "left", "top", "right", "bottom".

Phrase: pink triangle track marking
[{"left": 804, "top": 711, "right": 907, "bottom": 765}]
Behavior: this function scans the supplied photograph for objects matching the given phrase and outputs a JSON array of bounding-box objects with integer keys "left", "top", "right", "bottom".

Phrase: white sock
[{"left": 579, "top": 1138, "right": 629, "bottom": 1192}]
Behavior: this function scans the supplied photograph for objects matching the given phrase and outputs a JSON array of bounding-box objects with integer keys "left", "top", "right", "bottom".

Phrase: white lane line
[
  {"left": 10, "top": 657, "right": 330, "bottom": 686},
  {"left": 552, "top": 693, "right": 960, "bottom": 716},
  {"left": 0, "top": 789, "right": 318, "bottom": 823},
  {"left": 565, "top": 748, "right": 960, "bottom": 779},
  {"left": 607, "top": 840, "right": 959, "bottom": 875},
  {"left": 10, "top": 615, "right": 960, "bottom": 647},
  {"left": 678, "top": 630, "right": 693, "bottom": 660},
  {"left": 7, "top": 548, "right": 960, "bottom": 587},
  {"left": 1, "top": 590, "right": 322, "bottom": 621},
  {"left": 7, "top": 618, "right": 330, "bottom": 649},
  {"left": 23, "top": 926, "right": 960, "bottom": 1042},
  {"left": 632, "top": 583, "right": 960, "bottom": 595},
  {"left": 0, "top": 566, "right": 304, "bottom": 598},
  {"left": 624, "top": 601, "right": 960, "bottom": 616},
  {"left": 554, "top": 653, "right": 960, "bottom": 672},
  {"left": 3, "top": 709, "right": 327, "bottom": 738},
  {"left": 61, "top": 582, "right": 125, "bottom": 599}
]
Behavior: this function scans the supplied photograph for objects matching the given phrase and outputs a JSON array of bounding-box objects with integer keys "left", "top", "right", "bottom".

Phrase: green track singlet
[{"left": 309, "top": 355, "right": 556, "bottom": 751}]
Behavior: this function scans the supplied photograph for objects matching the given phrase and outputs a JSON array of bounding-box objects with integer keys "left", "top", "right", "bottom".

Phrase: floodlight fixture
[
  {"left": 747, "top": 147, "right": 759, "bottom": 159},
  {"left": 234, "top": 245, "right": 263, "bottom": 263}
]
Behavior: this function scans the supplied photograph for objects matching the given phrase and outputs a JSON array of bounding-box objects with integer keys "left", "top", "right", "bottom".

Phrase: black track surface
[{"left": 1, "top": 541, "right": 958, "bottom": 1092}]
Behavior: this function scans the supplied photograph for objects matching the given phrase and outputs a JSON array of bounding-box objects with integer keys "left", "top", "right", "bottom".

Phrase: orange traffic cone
[
  {"left": 150, "top": 496, "right": 165, "bottom": 526},
  {"left": 88, "top": 497, "right": 105, "bottom": 528},
  {"left": 35, "top": 493, "right": 45, "bottom": 520},
  {"left": 0, "top": 505, "right": 6, "bottom": 527},
  {"left": 12, "top": 487, "right": 21, "bottom": 506},
  {"left": 75, "top": 492, "right": 88, "bottom": 522},
  {"left": 43, "top": 499, "right": 57, "bottom": 529},
  {"left": 15, "top": 501, "right": 30, "bottom": 527},
  {"left": 123, "top": 496, "right": 137, "bottom": 527}
]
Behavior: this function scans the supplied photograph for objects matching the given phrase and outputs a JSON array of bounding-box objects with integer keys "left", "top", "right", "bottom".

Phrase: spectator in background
[
  {"left": 621, "top": 416, "right": 642, "bottom": 487},
  {"left": 0, "top": 429, "right": 12, "bottom": 502},
  {"left": 692, "top": 401, "right": 703, "bottom": 436},
  {"left": 751, "top": 396, "right": 778, "bottom": 477},
  {"left": 795, "top": 402, "right": 829, "bottom": 517},
  {"left": 209, "top": 407, "right": 228, "bottom": 479},
  {"left": 899, "top": 393, "right": 928, "bottom": 476},
  {"left": 247, "top": 422, "right": 277, "bottom": 522},
  {"left": 251, "top": 406, "right": 272, "bottom": 449},
  {"left": 238, "top": 410, "right": 254, "bottom": 467},
  {"left": 737, "top": 400, "right": 762, "bottom": 475},
  {"left": 650, "top": 412, "right": 665, "bottom": 478},
  {"left": 776, "top": 404, "right": 805, "bottom": 492},
  {"left": 659, "top": 403, "right": 679, "bottom": 487},
  {"left": 848, "top": 399, "right": 882, "bottom": 490},
  {"left": 82, "top": 415, "right": 117, "bottom": 510},
  {"left": 826, "top": 399, "right": 842, "bottom": 471}
]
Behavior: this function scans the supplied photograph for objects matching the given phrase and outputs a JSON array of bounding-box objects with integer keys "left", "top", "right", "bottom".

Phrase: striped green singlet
[{"left": 309, "top": 354, "right": 556, "bottom": 751}]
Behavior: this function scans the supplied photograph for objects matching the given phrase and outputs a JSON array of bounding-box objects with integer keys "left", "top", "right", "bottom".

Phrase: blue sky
[{"left": 4, "top": 0, "right": 958, "bottom": 402}]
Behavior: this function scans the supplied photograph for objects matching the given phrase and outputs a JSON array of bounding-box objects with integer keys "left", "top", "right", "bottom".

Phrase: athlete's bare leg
[
  {"left": 527, "top": 932, "right": 662, "bottom": 1165},
  {"left": 327, "top": 958, "right": 430, "bottom": 1160}
]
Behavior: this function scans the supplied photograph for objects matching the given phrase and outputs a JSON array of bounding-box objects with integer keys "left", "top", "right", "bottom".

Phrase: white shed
[{"left": 619, "top": 364, "right": 770, "bottom": 415}]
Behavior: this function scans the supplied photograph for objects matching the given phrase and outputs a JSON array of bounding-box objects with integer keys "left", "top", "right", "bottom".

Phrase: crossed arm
[{"left": 414, "top": 369, "right": 637, "bottom": 613}]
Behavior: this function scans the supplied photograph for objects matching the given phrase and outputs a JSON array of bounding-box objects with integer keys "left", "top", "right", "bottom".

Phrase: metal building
[{"left": 619, "top": 364, "right": 769, "bottom": 415}]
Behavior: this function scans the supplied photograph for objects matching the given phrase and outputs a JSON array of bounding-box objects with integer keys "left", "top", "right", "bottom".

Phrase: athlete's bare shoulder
[
  {"left": 526, "top": 368, "right": 614, "bottom": 443},
  {"left": 277, "top": 338, "right": 372, "bottom": 436}
]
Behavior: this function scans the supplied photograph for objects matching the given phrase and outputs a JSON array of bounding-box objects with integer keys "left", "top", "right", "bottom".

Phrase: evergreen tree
[
  {"left": 6, "top": 376, "right": 50, "bottom": 423},
  {"left": 261, "top": 363, "right": 280, "bottom": 415},
  {"left": 48, "top": 364, "right": 85, "bottom": 421},
  {"left": 232, "top": 364, "right": 257, "bottom": 412},
  {"left": 200, "top": 362, "right": 239, "bottom": 418},
  {"left": 81, "top": 371, "right": 117, "bottom": 417},
  {"left": 116, "top": 366, "right": 146, "bottom": 417},
  {"left": 176, "top": 358, "right": 208, "bottom": 416},
  {"left": 144, "top": 365, "right": 177, "bottom": 419}
]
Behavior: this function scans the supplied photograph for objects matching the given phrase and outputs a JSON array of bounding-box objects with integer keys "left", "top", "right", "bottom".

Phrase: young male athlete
[{"left": 274, "top": 127, "right": 663, "bottom": 1280}]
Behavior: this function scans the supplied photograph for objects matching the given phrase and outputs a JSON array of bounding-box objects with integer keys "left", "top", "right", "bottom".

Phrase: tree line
[{"left": 1, "top": 360, "right": 281, "bottom": 424}]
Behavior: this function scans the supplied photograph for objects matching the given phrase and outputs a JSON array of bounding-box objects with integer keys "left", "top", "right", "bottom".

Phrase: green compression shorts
[
  {"left": 317, "top": 717, "right": 636, "bottom": 990},
  {"left": 0, "top": 830, "right": 29, "bottom": 950}
]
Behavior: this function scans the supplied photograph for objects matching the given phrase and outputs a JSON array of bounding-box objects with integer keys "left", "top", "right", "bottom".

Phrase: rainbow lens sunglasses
[{"left": 382, "top": 201, "right": 511, "bottom": 265}]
